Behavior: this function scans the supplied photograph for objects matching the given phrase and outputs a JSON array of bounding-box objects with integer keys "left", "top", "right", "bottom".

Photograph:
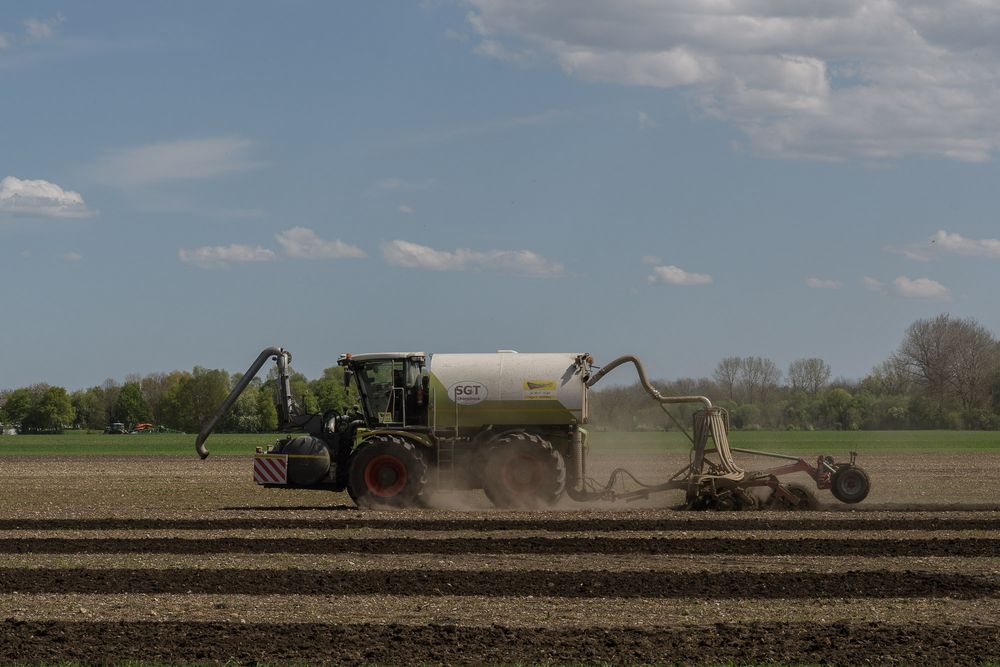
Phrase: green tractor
[{"left": 196, "top": 347, "right": 870, "bottom": 510}]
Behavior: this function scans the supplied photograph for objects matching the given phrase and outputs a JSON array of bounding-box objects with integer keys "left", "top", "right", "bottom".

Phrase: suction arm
[
  {"left": 586, "top": 355, "right": 712, "bottom": 409},
  {"left": 195, "top": 346, "right": 294, "bottom": 459}
]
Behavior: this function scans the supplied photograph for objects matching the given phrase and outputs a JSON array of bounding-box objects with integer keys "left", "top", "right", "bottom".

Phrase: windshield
[{"left": 356, "top": 360, "right": 405, "bottom": 425}]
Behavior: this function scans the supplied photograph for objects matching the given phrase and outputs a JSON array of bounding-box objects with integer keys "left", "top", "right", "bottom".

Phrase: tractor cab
[{"left": 339, "top": 353, "right": 427, "bottom": 428}]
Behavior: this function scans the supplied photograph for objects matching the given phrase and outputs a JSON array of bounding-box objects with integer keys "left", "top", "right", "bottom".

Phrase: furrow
[
  {"left": 2, "top": 620, "right": 998, "bottom": 665},
  {"left": 0, "top": 568, "right": 996, "bottom": 598},
  {"left": 0, "top": 536, "right": 996, "bottom": 556},
  {"left": 2, "top": 552, "right": 996, "bottom": 573},
  {"left": 3, "top": 515, "right": 1000, "bottom": 532}
]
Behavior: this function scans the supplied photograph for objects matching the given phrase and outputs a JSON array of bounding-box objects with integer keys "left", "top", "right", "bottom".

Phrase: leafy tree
[
  {"left": 1, "top": 388, "right": 33, "bottom": 429},
  {"left": 257, "top": 388, "right": 278, "bottom": 431},
  {"left": 311, "top": 366, "right": 354, "bottom": 414},
  {"left": 114, "top": 382, "right": 152, "bottom": 425},
  {"left": 160, "top": 368, "right": 230, "bottom": 432},
  {"left": 222, "top": 385, "right": 263, "bottom": 432},
  {"left": 823, "top": 388, "right": 854, "bottom": 430},
  {"left": 70, "top": 388, "right": 105, "bottom": 430},
  {"left": 31, "top": 386, "right": 75, "bottom": 431}
]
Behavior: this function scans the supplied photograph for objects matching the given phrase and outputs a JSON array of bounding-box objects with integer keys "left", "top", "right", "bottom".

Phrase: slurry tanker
[{"left": 196, "top": 348, "right": 870, "bottom": 509}]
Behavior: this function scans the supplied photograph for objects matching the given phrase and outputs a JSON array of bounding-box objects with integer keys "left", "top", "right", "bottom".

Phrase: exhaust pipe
[{"left": 195, "top": 346, "right": 291, "bottom": 459}]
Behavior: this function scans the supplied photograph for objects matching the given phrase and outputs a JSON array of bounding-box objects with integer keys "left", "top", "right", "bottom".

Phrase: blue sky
[{"left": 2, "top": 1, "right": 999, "bottom": 390}]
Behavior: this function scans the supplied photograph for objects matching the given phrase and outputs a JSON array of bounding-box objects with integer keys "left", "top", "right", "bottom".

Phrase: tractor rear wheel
[
  {"left": 483, "top": 433, "right": 566, "bottom": 509},
  {"left": 348, "top": 435, "right": 428, "bottom": 509},
  {"left": 831, "top": 465, "right": 871, "bottom": 504}
]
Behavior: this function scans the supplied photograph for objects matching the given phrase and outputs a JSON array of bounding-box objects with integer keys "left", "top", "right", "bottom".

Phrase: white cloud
[
  {"left": 892, "top": 229, "right": 1000, "bottom": 261},
  {"left": 641, "top": 255, "right": 662, "bottom": 265},
  {"left": 806, "top": 277, "right": 842, "bottom": 289},
  {"left": 466, "top": 1, "right": 1000, "bottom": 161},
  {"left": 862, "top": 276, "right": 885, "bottom": 291},
  {"left": 893, "top": 276, "right": 951, "bottom": 300},
  {"left": 381, "top": 239, "right": 564, "bottom": 277},
  {"left": 24, "top": 15, "right": 63, "bottom": 41},
  {"left": 0, "top": 14, "right": 62, "bottom": 50},
  {"left": 61, "top": 251, "right": 82, "bottom": 262},
  {"left": 398, "top": 205, "right": 415, "bottom": 214},
  {"left": 637, "top": 111, "right": 658, "bottom": 129},
  {"left": 274, "top": 227, "right": 366, "bottom": 260},
  {"left": 91, "top": 137, "right": 264, "bottom": 186},
  {"left": 178, "top": 244, "right": 275, "bottom": 270},
  {"left": 474, "top": 38, "right": 533, "bottom": 65},
  {"left": 366, "top": 177, "right": 436, "bottom": 195},
  {"left": 889, "top": 245, "right": 934, "bottom": 261},
  {"left": 930, "top": 230, "right": 1000, "bottom": 259},
  {"left": 0, "top": 176, "right": 95, "bottom": 219},
  {"left": 647, "top": 264, "right": 713, "bottom": 286}
]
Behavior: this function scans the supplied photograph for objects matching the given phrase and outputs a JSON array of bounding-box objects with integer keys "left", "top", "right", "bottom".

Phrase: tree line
[
  {"left": 0, "top": 365, "right": 353, "bottom": 434},
  {"left": 2, "top": 314, "right": 998, "bottom": 433},
  {"left": 589, "top": 314, "right": 1000, "bottom": 431}
]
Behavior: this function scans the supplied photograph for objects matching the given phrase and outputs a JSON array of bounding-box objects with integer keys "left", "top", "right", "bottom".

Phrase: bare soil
[
  {"left": 1, "top": 454, "right": 999, "bottom": 665},
  {"left": 3, "top": 620, "right": 1000, "bottom": 666}
]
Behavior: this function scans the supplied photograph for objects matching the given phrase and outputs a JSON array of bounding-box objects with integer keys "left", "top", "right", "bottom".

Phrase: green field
[{"left": 0, "top": 429, "right": 997, "bottom": 456}]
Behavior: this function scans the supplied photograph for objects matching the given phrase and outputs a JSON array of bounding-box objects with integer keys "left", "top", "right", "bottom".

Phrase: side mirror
[{"left": 343, "top": 368, "right": 354, "bottom": 389}]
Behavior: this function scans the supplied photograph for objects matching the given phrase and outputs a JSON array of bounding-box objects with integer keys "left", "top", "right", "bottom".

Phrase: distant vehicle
[
  {"left": 105, "top": 423, "right": 128, "bottom": 435},
  {"left": 133, "top": 423, "right": 155, "bottom": 431}
]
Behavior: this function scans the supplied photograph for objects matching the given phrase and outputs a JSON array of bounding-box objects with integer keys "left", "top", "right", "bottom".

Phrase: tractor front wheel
[
  {"left": 483, "top": 433, "right": 566, "bottom": 509},
  {"left": 348, "top": 436, "right": 428, "bottom": 509}
]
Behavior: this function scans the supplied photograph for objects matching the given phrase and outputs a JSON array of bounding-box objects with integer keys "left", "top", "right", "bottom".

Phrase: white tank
[{"left": 428, "top": 352, "right": 588, "bottom": 429}]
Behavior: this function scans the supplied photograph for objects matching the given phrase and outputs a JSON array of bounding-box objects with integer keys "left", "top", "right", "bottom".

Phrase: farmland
[
  {"left": 1, "top": 432, "right": 999, "bottom": 664},
  {"left": 2, "top": 428, "right": 999, "bottom": 456}
]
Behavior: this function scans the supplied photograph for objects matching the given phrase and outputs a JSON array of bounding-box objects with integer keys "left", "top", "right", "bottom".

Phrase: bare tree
[
  {"left": 894, "top": 314, "right": 999, "bottom": 412},
  {"left": 740, "top": 356, "right": 781, "bottom": 404},
  {"left": 862, "top": 359, "right": 911, "bottom": 395},
  {"left": 713, "top": 357, "right": 742, "bottom": 402},
  {"left": 100, "top": 378, "right": 121, "bottom": 424},
  {"left": 948, "top": 320, "right": 1000, "bottom": 411},
  {"left": 788, "top": 358, "right": 832, "bottom": 395}
]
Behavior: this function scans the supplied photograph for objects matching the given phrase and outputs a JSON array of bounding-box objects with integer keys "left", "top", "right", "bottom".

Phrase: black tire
[
  {"left": 483, "top": 433, "right": 566, "bottom": 509},
  {"left": 831, "top": 465, "right": 870, "bottom": 504},
  {"left": 770, "top": 483, "right": 818, "bottom": 511},
  {"left": 347, "top": 435, "right": 428, "bottom": 509}
]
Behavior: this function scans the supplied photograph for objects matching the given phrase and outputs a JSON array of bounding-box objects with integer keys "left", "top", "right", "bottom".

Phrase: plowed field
[{"left": 2, "top": 454, "right": 999, "bottom": 665}]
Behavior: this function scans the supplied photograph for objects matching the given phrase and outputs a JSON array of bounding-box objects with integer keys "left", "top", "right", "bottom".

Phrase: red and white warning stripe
[{"left": 253, "top": 454, "right": 288, "bottom": 485}]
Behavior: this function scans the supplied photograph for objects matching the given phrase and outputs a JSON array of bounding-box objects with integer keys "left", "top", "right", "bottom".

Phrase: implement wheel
[
  {"left": 483, "top": 433, "right": 566, "bottom": 509},
  {"left": 831, "top": 465, "right": 871, "bottom": 504},
  {"left": 348, "top": 435, "right": 428, "bottom": 509}
]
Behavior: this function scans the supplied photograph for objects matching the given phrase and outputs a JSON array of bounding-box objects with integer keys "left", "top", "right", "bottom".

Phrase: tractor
[{"left": 196, "top": 347, "right": 871, "bottom": 510}]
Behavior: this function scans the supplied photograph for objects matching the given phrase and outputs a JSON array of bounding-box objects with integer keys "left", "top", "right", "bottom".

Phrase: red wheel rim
[
  {"left": 364, "top": 455, "right": 408, "bottom": 497},
  {"left": 501, "top": 453, "right": 544, "bottom": 496}
]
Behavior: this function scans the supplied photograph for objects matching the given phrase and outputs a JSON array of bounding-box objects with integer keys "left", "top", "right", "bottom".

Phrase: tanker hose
[
  {"left": 586, "top": 355, "right": 712, "bottom": 409},
  {"left": 569, "top": 427, "right": 585, "bottom": 494},
  {"left": 195, "top": 346, "right": 288, "bottom": 459}
]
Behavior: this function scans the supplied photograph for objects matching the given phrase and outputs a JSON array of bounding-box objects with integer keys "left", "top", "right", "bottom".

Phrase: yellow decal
[{"left": 523, "top": 379, "right": 557, "bottom": 400}]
